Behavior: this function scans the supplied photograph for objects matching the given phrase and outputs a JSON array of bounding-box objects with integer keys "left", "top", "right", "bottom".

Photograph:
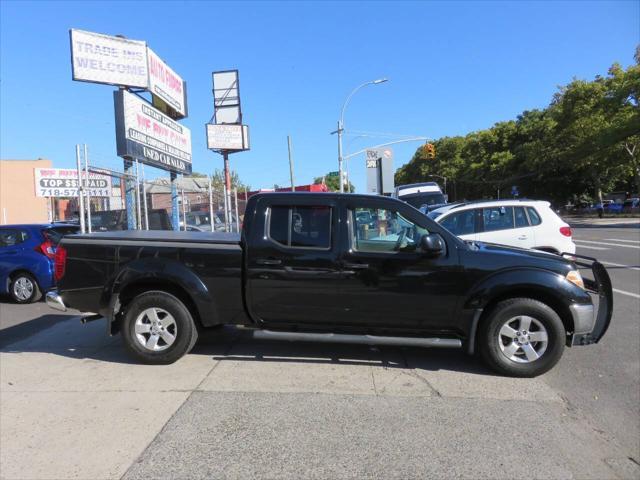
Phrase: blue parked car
[{"left": 0, "top": 224, "right": 79, "bottom": 303}]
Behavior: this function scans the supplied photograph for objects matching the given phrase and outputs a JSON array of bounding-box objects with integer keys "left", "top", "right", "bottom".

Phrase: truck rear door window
[{"left": 268, "top": 206, "right": 332, "bottom": 249}]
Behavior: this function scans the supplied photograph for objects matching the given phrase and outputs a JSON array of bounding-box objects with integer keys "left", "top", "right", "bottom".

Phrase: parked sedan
[
  {"left": 425, "top": 200, "right": 576, "bottom": 254},
  {"left": 0, "top": 224, "right": 78, "bottom": 303}
]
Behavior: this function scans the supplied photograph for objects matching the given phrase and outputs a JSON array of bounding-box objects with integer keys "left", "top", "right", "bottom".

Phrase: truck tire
[
  {"left": 121, "top": 290, "right": 199, "bottom": 364},
  {"left": 9, "top": 272, "right": 41, "bottom": 304},
  {"left": 478, "top": 298, "right": 565, "bottom": 377}
]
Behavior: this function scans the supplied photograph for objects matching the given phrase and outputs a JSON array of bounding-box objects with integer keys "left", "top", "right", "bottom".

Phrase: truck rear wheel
[
  {"left": 121, "top": 291, "right": 198, "bottom": 364},
  {"left": 479, "top": 298, "right": 565, "bottom": 377}
]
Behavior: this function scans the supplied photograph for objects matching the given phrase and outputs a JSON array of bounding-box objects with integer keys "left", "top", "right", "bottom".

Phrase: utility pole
[
  {"left": 287, "top": 135, "right": 295, "bottom": 191},
  {"left": 337, "top": 121, "right": 344, "bottom": 193}
]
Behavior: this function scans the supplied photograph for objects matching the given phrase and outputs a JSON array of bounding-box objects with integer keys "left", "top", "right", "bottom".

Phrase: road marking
[
  {"left": 600, "top": 261, "right": 640, "bottom": 272},
  {"left": 604, "top": 238, "right": 640, "bottom": 244},
  {"left": 575, "top": 244, "right": 609, "bottom": 251},
  {"left": 612, "top": 288, "right": 640, "bottom": 299},
  {"left": 574, "top": 240, "right": 640, "bottom": 249}
]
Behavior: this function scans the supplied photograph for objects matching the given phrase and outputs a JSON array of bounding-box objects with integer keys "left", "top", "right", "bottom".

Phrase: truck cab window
[
  {"left": 351, "top": 207, "right": 428, "bottom": 253},
  {"left": 268, "top": 205, "right": 332, "bottom": 249}
]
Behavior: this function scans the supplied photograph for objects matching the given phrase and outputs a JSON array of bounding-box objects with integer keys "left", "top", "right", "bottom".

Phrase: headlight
[{"left": 566, "top": 270, "right": 585, "bottom": 290}]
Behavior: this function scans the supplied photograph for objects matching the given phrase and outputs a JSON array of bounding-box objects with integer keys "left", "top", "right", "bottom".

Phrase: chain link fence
[{"left": 54, "top": 150, "right": 248, "bottom": 232}]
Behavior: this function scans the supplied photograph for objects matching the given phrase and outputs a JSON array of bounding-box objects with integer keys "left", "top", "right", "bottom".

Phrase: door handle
[
  {"left": 518, "top": 235, "right": 527, "bottom": 240},
  {"left": 256, "top": 258, "right": 282, "bottom": 266},
  {"left": 342, "top": 262, "right": 369, "bottom": 270}
]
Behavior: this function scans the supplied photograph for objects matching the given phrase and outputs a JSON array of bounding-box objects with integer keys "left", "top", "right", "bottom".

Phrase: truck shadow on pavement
[
  {"left": 0, "top": 316, "right": 495, "bottom": 376},
  {"left": 197, "top": 326, "right": 495, "bottom": 376}
]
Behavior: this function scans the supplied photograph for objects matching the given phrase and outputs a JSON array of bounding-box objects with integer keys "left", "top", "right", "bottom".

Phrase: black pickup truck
[{"left": 46, "top": 193, "right": 612, "bottom": 377}]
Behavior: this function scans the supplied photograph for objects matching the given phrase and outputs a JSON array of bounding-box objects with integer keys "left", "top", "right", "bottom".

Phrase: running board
[{"left": 250, "top": 330, "right": 462, "bottom": 348}]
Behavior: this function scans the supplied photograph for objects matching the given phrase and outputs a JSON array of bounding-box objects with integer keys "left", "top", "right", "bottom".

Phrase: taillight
[
  {"left": 559, "top": 226, "right": 572, "bottom": 237},
  {"left": 36, "top": 240, "right": 55, "bottom": 259},
  {"left": 54, "top": 245, "right": 67, "bottom": 282}
]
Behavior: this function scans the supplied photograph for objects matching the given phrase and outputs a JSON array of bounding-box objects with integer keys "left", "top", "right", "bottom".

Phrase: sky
[{"left": 1, "top": 0, "right": 638, "bottom": 193}]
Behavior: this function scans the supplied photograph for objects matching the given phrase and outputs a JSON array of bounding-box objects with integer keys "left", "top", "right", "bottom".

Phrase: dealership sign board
[
  {"left": 114, "top": 90, "right": 192, "bottom": 174},
  {"left": 147, "top": 48, "right": 187, "bottom": 117},
  {"left": 70, "top": 29, "right": 148, "bottom": 88},
  {"left": 34, "top": 168, "right": 112, "bottom": 197},
  {"left": 206, "top": 124, "right": 250, "bottom": 151},
  {"left": 366, "top": 148, "right": 394, "bottom": 195}
]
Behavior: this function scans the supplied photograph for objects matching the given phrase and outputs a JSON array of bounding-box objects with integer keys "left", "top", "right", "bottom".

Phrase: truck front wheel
[
  {"left": 479, "top": 298, "right": 565, "bottom": 377},
  {"left": 121, "top": 291, "right": 198, "bottom": 364}
]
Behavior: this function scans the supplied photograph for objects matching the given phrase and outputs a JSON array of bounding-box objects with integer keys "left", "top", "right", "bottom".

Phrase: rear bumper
[
  {"left": 563, "top": 253, "right": 613, "bottom": 346},
  {"left": 46, "top": 290, "right": 67, "bottom": 312}
]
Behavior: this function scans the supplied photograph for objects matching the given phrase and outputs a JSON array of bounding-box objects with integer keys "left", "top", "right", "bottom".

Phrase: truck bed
[{"left": 65, "top": 230, "right": 241, "bottom": 245}]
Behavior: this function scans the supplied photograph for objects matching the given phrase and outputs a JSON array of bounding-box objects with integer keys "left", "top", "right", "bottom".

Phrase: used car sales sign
[
  {"left": 114, "top": 90, "right": 192, "bottom": 174},
  {"left": 34, "top": 169, "right": 112, "bottom": 197}
]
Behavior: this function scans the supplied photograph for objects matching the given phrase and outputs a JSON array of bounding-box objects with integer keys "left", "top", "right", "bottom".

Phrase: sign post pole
[
  {"left": 124, "top": 159, "right": 137, "bottom": 230},
  {"left": 170, "top": 172, "right": 179, "bottom": 231},
  {"left": 75, "top": 145, "right": 86, "bottom": 234},
  {"left": 223, "top": 151, "right": 232, "bottom": 231},
  {"left": 135, "top": 160, "right": 142, "bottom": 230}
]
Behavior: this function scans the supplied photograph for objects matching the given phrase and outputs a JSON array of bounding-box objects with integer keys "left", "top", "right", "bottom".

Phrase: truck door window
[
  {"left": 268, "top": 205, "right": 332, "bottom": 249},
  {"left": 351, "top": 208, "right": 428, "bottom": 253}
]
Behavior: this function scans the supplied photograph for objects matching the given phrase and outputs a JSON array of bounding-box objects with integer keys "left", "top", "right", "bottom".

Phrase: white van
[{"left": 394, "top": 182, "right": 446, "bottom": 211}]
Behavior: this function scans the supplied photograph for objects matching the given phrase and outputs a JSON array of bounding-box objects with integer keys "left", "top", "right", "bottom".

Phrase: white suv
[{"left": 425, "top": 200, "right": 576, "bottom": 254}]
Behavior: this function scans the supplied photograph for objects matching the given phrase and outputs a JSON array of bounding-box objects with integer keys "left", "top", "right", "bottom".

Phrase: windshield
[
  {"left": 400, "top": 192, "right": 446, "bottom": 209},
  {"left": 427, "top": 211, "right": 444, "bottom": 220}
]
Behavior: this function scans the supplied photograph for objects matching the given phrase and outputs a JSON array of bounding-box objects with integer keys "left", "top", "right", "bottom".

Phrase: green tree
[
  {"left": 396, "top": 49, "right": 640, "bottom": 204},
  {"left": 209, "top": 169, "right": 250, "bottom": 192},
  {"left": 313, "top": 174, "right": 355, "bottom": 193}
]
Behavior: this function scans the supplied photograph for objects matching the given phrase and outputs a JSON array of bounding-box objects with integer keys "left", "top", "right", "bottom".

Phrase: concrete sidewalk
[{"left": 1, "top": 318, "right": 638, "bottom": 480}]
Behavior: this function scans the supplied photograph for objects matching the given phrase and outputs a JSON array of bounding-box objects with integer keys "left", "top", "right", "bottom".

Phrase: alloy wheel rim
[
  {"left": 498, "top": 315, "right": 548, "bottom": 363},
  {"left": 13, "top": 277, "right": 34, "bottom": 301},
  {"left": 134, "top": 307, "right": 177, "bottom": 352}
]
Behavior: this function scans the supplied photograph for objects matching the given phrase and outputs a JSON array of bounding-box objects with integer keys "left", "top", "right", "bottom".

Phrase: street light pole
[
  {"left": 429, "top": 174, "right": 447, "bottom": 196},
  {"left": 336, "top": 78, "right": 388, "bottom": 193}
]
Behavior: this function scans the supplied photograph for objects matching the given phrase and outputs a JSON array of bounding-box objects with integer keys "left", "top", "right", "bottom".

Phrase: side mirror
[{"left": 420, "top": 233, "right": 446, "bottom": 257}]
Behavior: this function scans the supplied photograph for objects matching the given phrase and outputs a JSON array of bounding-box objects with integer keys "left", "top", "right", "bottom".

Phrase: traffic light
[{"left": 423, "top": 143, "right": 435, "bottom": 159}]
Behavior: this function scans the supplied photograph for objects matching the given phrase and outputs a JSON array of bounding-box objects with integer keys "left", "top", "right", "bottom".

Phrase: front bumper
[
  {"left": 563, "top": 254, "right": 613, "bottom": 346},
  {"left": 46, "top": 290, "right": 67, "bottom": 312}
]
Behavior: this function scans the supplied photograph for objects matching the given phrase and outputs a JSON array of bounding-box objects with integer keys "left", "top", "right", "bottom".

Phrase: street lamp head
[{"left": 373, "top": 78, "right": 388, "bottom": 84}]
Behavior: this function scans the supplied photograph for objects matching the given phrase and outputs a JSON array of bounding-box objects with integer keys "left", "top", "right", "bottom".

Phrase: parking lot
[{"left": 1, "top": 221, "right": 638, "bottom": 480}]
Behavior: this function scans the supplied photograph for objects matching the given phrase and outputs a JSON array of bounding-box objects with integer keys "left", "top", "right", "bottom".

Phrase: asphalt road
[
  {"left": 545, "top": 224, "right": 640, "bottom": 459},
  {"left": 1, "top": 221, "right": 638, "bottom": 479}
]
